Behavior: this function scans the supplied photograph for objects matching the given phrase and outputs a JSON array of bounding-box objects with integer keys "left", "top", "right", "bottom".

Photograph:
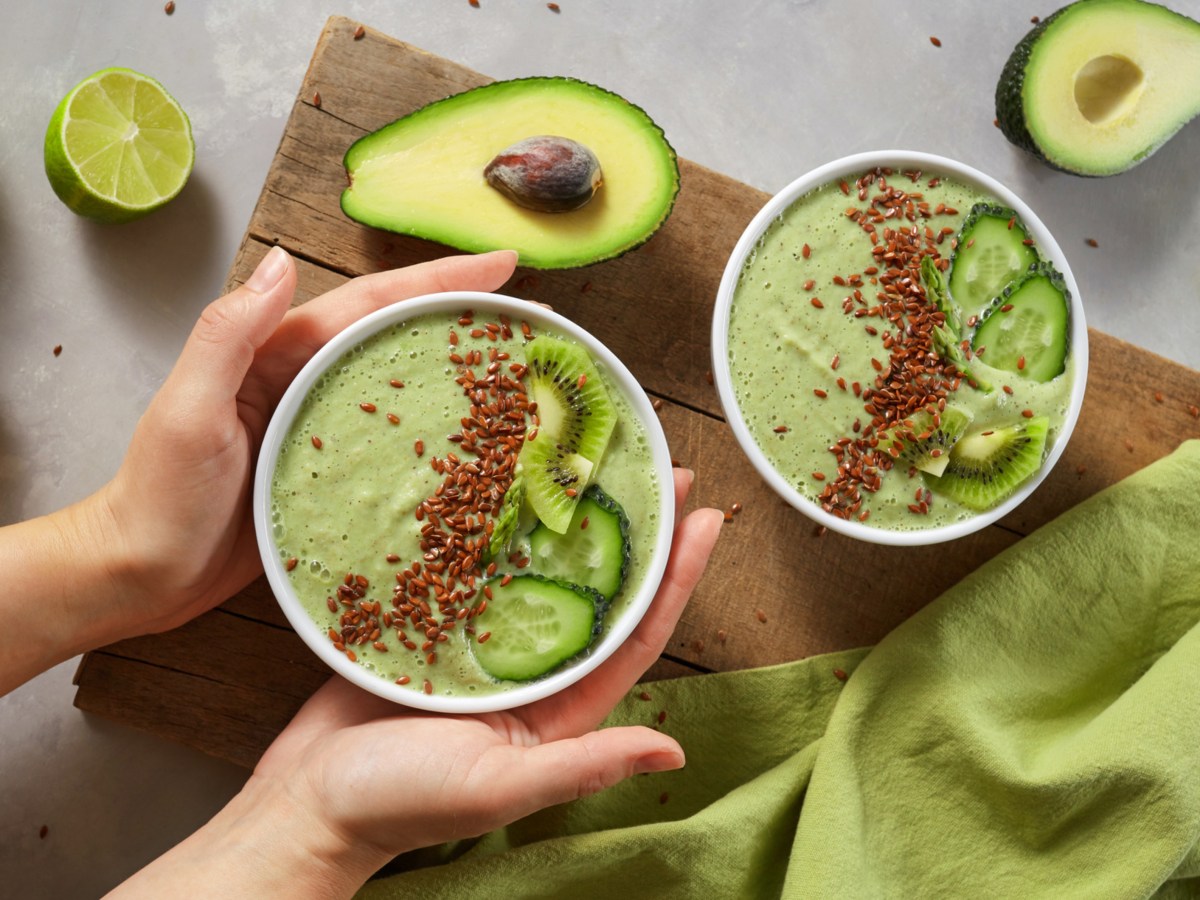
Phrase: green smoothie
[
  {"left": 269, "top": 309, "right": 660, "bottom": 698},
  {"left": 727, "top": 169, "right": 1075, "bottom": 531}
]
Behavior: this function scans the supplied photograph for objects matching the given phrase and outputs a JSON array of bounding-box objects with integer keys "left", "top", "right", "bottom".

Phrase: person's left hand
[{"left": 97, "top": 247, "right": 518, "bottom": 637}]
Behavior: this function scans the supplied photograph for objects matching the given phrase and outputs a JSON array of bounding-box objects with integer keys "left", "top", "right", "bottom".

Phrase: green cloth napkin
[{"left": 360, "top": 440, "right": 1200, "bottom": 899}]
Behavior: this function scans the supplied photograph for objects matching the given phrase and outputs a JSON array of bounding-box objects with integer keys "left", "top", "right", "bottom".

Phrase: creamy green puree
[
  {"left": 728, "top": 173, "right": 1075, "bottom": 531},
  {"left": 270, "top": 310, "right": 659, "bottom": 697}
]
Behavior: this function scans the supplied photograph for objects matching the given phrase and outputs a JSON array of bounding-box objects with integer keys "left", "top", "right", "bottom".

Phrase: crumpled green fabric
[{"left": 359, "top": 440, "right": 1200, "bottom": 900}]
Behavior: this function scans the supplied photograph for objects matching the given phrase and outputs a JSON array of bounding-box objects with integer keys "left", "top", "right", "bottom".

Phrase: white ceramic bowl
[
  {"left": 711, "top": 150, "right": 1088, "bottom": 545},
  {"left": 254, "top": 291, "right": 674, "bottom": 712}
]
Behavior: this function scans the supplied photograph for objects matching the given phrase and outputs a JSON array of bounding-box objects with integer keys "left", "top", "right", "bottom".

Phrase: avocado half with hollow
[
  {"left": 995, "top": 0, "right": 1200, "bottom": 176},
  {"left": 341, "top": 77, "right": 680, "bottom": 269}
]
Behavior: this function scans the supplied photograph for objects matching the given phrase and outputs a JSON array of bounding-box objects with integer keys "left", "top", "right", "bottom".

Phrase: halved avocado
[
  {"left": 995, "top": 0, "right": 1200, "bottom": 176},
  {"left": 341, "top": 77, "right": 680, "bottom": 269}
]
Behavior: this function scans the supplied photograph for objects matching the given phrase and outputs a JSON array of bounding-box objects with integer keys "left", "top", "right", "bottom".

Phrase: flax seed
[{"left": 354, "top": 24, "right": 366, "bottom": 38}]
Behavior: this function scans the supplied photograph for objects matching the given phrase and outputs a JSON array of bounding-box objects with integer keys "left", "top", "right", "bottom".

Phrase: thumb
[{"left": 167, "top": 246, "right": 296, "bottom": 406}]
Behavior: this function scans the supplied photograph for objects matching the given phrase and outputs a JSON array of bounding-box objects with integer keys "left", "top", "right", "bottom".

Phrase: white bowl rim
[
  {"left": 253, "top": 290, "right": 675, "bottom": 713},
  {"left": 711, "top": 149, "right": 1089, "bottom": 546}
]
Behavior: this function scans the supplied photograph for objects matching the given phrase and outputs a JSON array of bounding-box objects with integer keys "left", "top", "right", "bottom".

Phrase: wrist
[
  {"left": 111, "top": 773, "right": 390, "bottom": 899},
  {"left": 0, "top": 487, "right": 147, "bottom": 694}
]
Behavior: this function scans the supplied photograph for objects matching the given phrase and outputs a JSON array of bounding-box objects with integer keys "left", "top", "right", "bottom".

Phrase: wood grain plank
[
  {"left": 73, "top": 17, "right": 1200, "bottom": 769},
  {"left": 73, "top": 652, "right": 306, "bottom": 769}
]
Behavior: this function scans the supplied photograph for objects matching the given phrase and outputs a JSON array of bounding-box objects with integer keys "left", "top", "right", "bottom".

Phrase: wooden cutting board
[{"left": 73, "top": 17, "right": 1200, "bottom": 769}]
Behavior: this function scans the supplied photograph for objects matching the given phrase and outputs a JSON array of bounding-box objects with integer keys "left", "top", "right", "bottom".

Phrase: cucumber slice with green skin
[
  {"left": 971, "top": 262, "right": 1070, "bottom": 382},
  {"left": 471, "top": 575, "right": 601, "bottom": 682},
  {"left": 948, "top": 204, "right": 1039, "bottom": 314},
  {"left": 528, "top": 485, "right": 630, "bottom": 601}
]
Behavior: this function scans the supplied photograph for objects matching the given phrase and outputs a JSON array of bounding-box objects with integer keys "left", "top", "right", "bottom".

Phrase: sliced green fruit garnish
[
  {"left": 471, "top": 574, "right": 600, "bottom": 682},
  {"left": 971, "top": 263, "right": 1070, "bottom": 382},
  {"left": 948, "top": 204, "right": 1039, "bottom": 313},
  {"left": 922, "top": 254, "right": 993, "bottom": 393},
  {"left": 888, "top": 407, "right": 974, "bottom": 478},
  {"left": 924, "top": 416, "right": 1050, "bottom": 511},
  {"left": 519, "top": 439, "right": 594, "bottom": 535},
  {"left": 44, "top": 67, "right": 194, "bottom": 223},
  {"left": 518, "top": 335, "right": 617, "bottom": 533},
  {"left": 528, "top": 485, "right": 630, "bottom": 601},
  {"left": 484, "top": 477, "right": 526, "bottom": 563}
]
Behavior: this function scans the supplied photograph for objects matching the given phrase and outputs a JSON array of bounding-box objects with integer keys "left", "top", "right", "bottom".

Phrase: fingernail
[
  {"left": 633, "top": 748, "right": 685, "bottom": 775},
  {"left": 682, "top": 468, "right": 695, "bottom": 487},
  {"left": 245, "top": 246, "right": 289, "bottom": 293}
]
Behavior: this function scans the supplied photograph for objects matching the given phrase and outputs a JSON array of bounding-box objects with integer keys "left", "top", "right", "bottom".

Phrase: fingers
[
  {"left": 262, "top": 250, "right": 518, "bottom": 377},
  {"left": 475, "top": 726, "right": 684, "bottom": 823},
  {"left": 522, "top": 502, "right": 724, "bottom": 741},
  {"left": 673, "top": 467, "right": 694, "bottom": 527}
]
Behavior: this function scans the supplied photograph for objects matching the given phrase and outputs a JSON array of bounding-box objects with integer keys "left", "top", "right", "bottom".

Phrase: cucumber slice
[
  {"left": 471, "top": 575, "right": 601, "bottom": 682},
  {"left": 528, "top": 485, "right": 630, "bottom": 600},
  {"left": 971, "top": 262, "right": 1070, "bottom": 382},
  {"left": 948, "top": 204, "right": 1039, "bottom": 313}
]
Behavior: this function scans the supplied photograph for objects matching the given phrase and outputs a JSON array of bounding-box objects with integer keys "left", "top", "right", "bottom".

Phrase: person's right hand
[{"left": 111, "top": 469, "right": 722, "bottom": 899}]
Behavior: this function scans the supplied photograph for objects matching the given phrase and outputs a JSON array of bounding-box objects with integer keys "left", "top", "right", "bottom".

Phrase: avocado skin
[
  {"left": 993, "top": 0, "right": 1200, "bottom": 177},
  {"left": 994, "top": 8, "right": 1071, "bottom": 173}
]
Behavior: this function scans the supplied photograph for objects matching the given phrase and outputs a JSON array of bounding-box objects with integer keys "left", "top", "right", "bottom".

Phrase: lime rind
[{"left": 44, "top": 67, "right": 194, "bottom": 223}]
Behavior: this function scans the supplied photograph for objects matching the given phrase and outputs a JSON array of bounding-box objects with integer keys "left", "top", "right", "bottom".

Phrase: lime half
[{"left": 44, "top": 67, "right": 194, "bottom": 223}]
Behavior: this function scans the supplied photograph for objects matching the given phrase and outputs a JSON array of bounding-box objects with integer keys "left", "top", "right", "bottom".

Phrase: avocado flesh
[
  {"left": 996, "top": 0, "right": 1200, "bottom": 176},
  {"left": 342, "top": 77, "right": 679, "bottom": 269}
]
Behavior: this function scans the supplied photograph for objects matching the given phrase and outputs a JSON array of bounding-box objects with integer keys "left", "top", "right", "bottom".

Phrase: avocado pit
[
  {"left": 485, "top": 135, "right": 603, "bottom": 213},
  {"left": 1073, "top": 54, "right": 1144, "bottom": 124}
]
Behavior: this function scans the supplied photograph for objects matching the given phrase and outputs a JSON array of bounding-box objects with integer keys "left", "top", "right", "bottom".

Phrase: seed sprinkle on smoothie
[
  {"left": 728, "top": 167, "right": 1075, "bottom": 531},
  {"left": 271, "top": 309, "right": 659, "bottom": 697}
]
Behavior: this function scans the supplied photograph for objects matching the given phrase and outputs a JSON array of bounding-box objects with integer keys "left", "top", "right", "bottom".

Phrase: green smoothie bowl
[
  {"left": 254, "top": 292, "right": 674, "bottom": 712},
  {"left": 712, "top": 150, "right": 1087, "bottom": 545}
]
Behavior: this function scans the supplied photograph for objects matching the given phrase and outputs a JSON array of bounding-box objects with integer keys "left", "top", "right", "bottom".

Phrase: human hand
[
  {"left": 264, "top": 470, "right": 718, "bottom": 893},
  {"left": 94, "top": 248, "right": 518, "bottom": 639},
  {"left": 110, "top": 469, "right": 721, "bottom": 899}
]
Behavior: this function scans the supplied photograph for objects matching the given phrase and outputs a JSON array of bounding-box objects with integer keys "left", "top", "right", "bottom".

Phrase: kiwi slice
[
  {"left": 518, "top": 336, "right": 617, "bottom": 533},
  {"left": 519, "top": 439, "right": 595, "bottom": 533},
  {"left": 891, "top": 406, "right": 973, "bottom": 478},
  {"left": 923, "top": 416, "right": 1049, "bottom": 511}
]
